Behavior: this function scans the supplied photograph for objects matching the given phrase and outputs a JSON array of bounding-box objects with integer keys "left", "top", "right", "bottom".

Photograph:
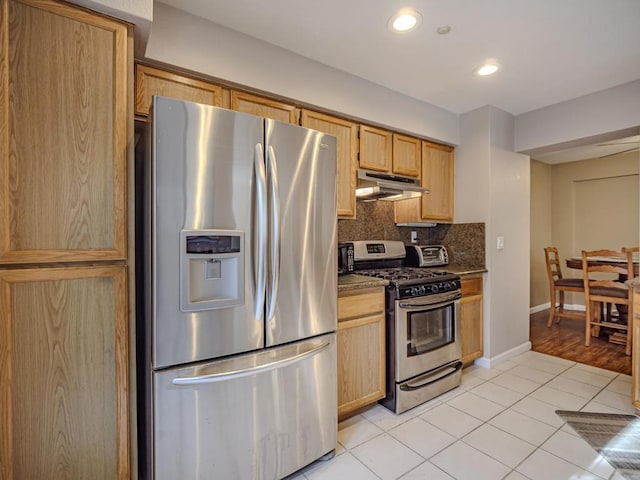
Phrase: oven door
[{"left": 395, "top": 291, "right": 461, "bottom": 382}]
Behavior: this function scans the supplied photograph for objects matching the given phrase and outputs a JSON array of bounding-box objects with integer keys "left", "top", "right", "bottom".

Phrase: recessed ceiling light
[
  {"left": 388, "top": 8, "right": 422, "bottom": 33},
  {"left": 436, "top": 25, "right": 451, "bottom": 35},
  {"left": 474, "top": 61, "right": 500, "bottom": 76}
]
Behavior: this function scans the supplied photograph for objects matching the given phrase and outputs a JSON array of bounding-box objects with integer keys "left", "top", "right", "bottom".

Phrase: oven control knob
[
  {"left": 430, "top": 284, "right": 439, "bottom": 293},
  {"left": 419, "top": 286, "right": 427, "bottom": 295},
  {"left": 410, "top": 287, "right": 419, "bottom": 296}
]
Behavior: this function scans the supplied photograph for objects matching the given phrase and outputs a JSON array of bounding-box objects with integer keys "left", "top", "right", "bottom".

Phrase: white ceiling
[
  {"left": 533, "top": 135, "right": 640, "bottom": 164},
  {"left": 161, "top": 0, "right": 640, "bottom": 117},
  {"left": 158, "top": 0, "right": 640, "bottom": 163}
]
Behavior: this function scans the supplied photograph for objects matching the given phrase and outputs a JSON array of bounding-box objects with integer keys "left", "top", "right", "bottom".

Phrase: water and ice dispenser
[{"left": 179, "top": 230, "right": 244, "bottom": 312}]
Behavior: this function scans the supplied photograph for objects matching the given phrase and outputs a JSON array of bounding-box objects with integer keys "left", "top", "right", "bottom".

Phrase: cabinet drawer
[
  {"left": 461, "top": 277, "right": 483, "bottom": 296},
  {"left": 338, "top": 288, "right": 385, "bottom": 320}
]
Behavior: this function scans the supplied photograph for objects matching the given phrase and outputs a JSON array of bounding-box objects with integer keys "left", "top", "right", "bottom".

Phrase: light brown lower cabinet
[
  {"left": 633, "top": 288, "right": 640, "bottom": 410},
  {"left": 337, "top": 287, "right": 385, "bottom": 419},
  {"left": 460, "top": 274, "right": 484, "bottom": 365},
  {"left": 0, "top": 265, "right": 129, "bottom": 480}
]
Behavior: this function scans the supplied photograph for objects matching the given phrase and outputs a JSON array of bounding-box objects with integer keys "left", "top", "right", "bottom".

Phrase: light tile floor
[{"left": 294, "top": 351, "right": 636, "bottom": 480}]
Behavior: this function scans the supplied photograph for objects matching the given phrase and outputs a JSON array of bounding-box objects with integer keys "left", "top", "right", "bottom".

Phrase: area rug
[{"left": 556, "top": 410, "right": 640, "bottom": 479}]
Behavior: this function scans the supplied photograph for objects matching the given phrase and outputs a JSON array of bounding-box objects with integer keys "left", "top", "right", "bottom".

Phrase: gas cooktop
[
  {"left": 356, "top": 267, "right": 450, "bottom": 282},
  {"left": 356, "top": 266, "right": 460, "bottom": 295}
]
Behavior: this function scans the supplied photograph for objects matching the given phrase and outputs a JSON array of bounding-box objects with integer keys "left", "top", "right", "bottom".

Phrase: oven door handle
[
  {"left": 399, "top": 361, "right": 463, "bottom": 391},
  {"left": 398, "top": 292, "right": 461, "bottom": 309}
]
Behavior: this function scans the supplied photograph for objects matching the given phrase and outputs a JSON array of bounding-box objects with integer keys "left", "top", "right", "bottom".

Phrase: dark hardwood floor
[{"left": 530, "top": 309, "right": 632, "bottom": 375}]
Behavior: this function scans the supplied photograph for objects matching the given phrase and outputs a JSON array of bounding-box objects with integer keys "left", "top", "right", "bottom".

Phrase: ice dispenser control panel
[{"left": 179, "top": 230, "right": 245, "bottom": 312}]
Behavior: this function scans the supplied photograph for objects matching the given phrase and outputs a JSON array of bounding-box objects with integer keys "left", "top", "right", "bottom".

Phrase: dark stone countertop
[
  {"left": 338, "top": 274, "right": 389, "bottom": 292},
  {"left": 446, "top": 265, "right": 488, "bottom": 276}
]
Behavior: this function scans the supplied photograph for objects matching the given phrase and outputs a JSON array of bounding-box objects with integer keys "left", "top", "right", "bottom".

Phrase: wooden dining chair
[
  {"left": 582, "top": 249, "right": 634, "bottom": 355},
  {"left": 544, "top": 247, "right": 585, "bottom": 327}
]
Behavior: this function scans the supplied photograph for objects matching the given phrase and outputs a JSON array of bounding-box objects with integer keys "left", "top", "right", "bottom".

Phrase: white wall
[
  {"left": 455, "top": 109, "right": 491, "bottom": 224},
  {"left": 457, "top": 107, "right": 531, "bottom": 364},
  {"left": 144, "top": 3, "right": 460, "bottom": 146},
  {"left": 514, "top": 80, "right": 640, "bottom": 154},
  {"left": 529, "top": 160, "right": 553, "bottom": 308},
  {"left": 487, "top": 107, "right": 531, "bottom": 358}
]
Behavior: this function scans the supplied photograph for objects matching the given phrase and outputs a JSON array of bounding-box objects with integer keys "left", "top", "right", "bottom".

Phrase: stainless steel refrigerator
[{"left": 139, "top": 96, "right": 338, "bottom": 480}]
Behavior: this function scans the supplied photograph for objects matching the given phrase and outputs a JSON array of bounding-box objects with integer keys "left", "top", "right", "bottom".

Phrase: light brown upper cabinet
[
  {"left": 394, "top": 141, "right": 454, "bottom": 224},
  {"left": 231, "top": 91, "right": 298, "bottom": 124},
  {"left": 301, "top": 110, "right": 357, "bottom": 218},
  {"left": 359, "top": 126, "right": 422, "bottom": 179},
  {"left": 421, "top": 141, "right": 454, "bottom": 222},
  {"left": 0, "top": 265, "right": 129, "bottom": 480},
  {"left": 392, "top": 134, "right": 421, "bottom": 177},
  {"left": 135, "top": 64, "right": 226, "bottom": 116},
  {"left": 0, "top": 0, "right": 130, "bottom": 265},
  {"left": 359, "top": 125, "right": 392, "bottom": 172}
]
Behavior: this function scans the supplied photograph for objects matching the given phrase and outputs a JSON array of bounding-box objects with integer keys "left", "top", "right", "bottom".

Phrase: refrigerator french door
[{"left": 141, "top": 96, "right": 337, "bottom": 480}]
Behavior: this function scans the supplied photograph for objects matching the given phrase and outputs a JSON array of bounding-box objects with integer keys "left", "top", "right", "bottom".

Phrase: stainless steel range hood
[{"left": 356, "top": 168, "right": 428, "bottom": 201}]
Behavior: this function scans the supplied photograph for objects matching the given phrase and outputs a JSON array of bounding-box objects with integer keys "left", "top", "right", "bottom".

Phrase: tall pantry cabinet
[{"left": 0, "top": 0, "right": 132, "bottom": 478}]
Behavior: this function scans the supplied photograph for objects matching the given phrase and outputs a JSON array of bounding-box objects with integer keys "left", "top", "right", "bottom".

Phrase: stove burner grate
[{"left": 356, "top": 267, "right": 449, "bottom": 282}]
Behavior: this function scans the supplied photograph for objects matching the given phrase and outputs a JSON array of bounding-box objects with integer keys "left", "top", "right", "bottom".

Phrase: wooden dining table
[{"left": 565, "top": 256, "right": 639, "bottom": 277}]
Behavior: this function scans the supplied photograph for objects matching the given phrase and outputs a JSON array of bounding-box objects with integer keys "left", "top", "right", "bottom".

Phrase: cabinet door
[
  {"left": 0, "top": 265, "right": 129, "bottom": 480},
  {"left": 393, "top": 197, "right": 422, "bottom": 224},
  {"left": 392, "top": 134, "right": 421, "bottom": 177},
  {"left": 421, "top": 141, "right": 454, "bottom": 222},
  {"left": 0, "top": 0, "right": 129, "bottom": 264},
  {"left": 301, "top": 110, "right": 357, "bottom": 218},
  {"left": 337, "top": 313, "right": 385, "bottom": 418},
  {"left": 359, "top": 125, "right": 392, "bottom": 172},
  {"left": 460, "top": 276, "right": 483, "bottom": 365},
  {"left": 633, "top": 291, "right": 640, "bottom": 409},
  {"left": 231, "top": 91, "right": 298, "bottom": 123},
  {"left": 135, "top": 64, "right": 225, "bottom": 116},
  {"left": 337, "top": 287, "right": 385, "bottom": 419}
]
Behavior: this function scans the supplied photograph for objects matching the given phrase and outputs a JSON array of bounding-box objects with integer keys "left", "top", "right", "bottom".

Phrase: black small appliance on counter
[{"left": 338, "top": 242, "right": 354, "bottom": 275}]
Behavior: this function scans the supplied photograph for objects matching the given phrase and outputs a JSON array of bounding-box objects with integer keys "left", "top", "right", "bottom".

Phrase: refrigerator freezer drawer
[{"left": 152, "top": 333, "right": 337, "bottom": 480}]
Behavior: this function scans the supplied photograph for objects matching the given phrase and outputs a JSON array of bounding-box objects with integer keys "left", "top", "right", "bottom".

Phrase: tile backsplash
[{"left": 338, "top": 201, "right": 485, "bottom": 268}]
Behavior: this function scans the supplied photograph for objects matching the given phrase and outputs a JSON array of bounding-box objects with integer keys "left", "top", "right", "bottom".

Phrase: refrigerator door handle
[
  {"left": 254, "top": 143, "right": 268, "bottom": 320},
  {"left": 266, "top": 145, "right": 281, "bottom": 322},
  {"left": 171, "top": 341, "right": 330, "bottom": 385}
]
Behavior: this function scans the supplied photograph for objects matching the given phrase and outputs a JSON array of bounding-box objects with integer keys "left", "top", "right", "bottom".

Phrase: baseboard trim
[
  {"left": 530, "top": 303, "right": 550, "bottom": 314},
  {"left": 529, "top": 303, "right": 585, "bottom": 315},
  {"left": 474, "top": 341, "right": 532, "bottom": 368}
]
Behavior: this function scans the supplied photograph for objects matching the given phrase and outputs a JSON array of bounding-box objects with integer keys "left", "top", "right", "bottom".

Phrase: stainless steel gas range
[{"left": 351, "top": 240, "right": 463, "bottom": 414}]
